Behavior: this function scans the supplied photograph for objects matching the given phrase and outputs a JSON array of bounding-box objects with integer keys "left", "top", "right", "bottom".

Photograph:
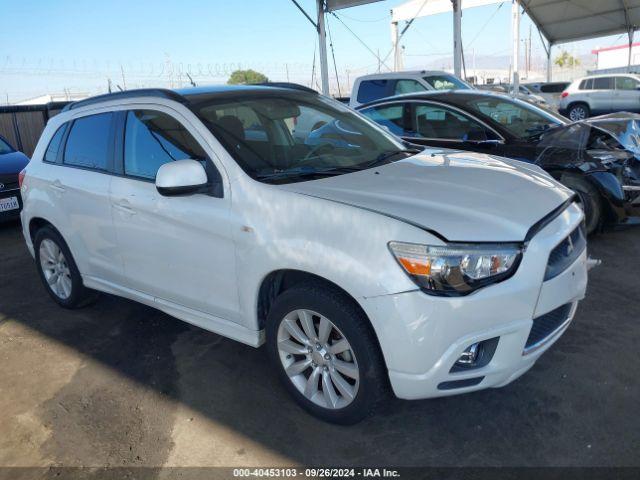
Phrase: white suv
[
  {"left": 349, "top": 71, "right": 472, "bottom": 108},
  {"left": 559, "top": 74, "right": 640, "bottom": 120},
  {"left": 20, "top": 84, "right": 588, "bottom": 424}
]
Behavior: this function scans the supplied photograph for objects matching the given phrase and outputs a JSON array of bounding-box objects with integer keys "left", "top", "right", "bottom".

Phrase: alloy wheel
[
  {"left": 569, "top": 106, "right": 587, "bottom": 121},
  {"left": 276, "top": 309, "right": 360, "bottom": 410},
  {"left": 39, "top": 238, "right": 72, "bottom": 300}
]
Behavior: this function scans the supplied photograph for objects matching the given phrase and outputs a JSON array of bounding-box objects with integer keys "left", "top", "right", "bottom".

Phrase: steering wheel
[{"left": 298, "top": 142, "right": 335, "bottom": 166}]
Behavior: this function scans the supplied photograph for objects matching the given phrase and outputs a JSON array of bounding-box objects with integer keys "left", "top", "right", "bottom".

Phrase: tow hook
[{"left": 587, "top": 257, "right": 602, "bottom": 271}]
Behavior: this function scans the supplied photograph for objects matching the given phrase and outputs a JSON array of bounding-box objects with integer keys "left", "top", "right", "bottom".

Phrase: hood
[
  {"left": 277, "top": 150, "right": 572, "bottom": 242},
  {"left": 0, "top": 150, "right": 29, "bottom": 175},
  {"left": 586, "top": 114, "right": 640, "bottom": 155}
]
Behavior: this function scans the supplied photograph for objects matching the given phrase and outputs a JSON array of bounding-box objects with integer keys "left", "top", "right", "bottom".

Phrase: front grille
[
  {"left": 525, "top": 303, "right": 573, "bottom": 351},
  {"left": 544, "top": 224, "right": 586, "bottom": 281},
  {"left": 0, "top": 174, "right": 19, "bottom": 192}
]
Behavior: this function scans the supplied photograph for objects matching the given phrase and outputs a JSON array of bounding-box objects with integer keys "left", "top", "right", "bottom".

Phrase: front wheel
[
  {"left": 266, "top": 284, "right": 387, "bottom": 424},
  {"left": 561, "top": 174, "right": 602, "bottom": 234}
]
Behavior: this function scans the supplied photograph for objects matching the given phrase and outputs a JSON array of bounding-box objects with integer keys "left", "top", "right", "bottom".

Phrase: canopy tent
[{"left": 297, "top": 0, "right": 640, "bottom": 95}]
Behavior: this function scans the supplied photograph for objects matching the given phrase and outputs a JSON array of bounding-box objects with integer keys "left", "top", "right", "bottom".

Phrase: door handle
[
  {"left": 50, "top": 180, "right": 66, "bottom": 193},
  {"left": 112, "top": 199, "right": 136, "bottom": 215}
]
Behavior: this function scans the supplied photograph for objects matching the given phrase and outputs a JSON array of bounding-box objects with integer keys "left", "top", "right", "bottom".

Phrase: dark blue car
[{"left": 0, "top": 135, "right": 29, "bottom": 221}]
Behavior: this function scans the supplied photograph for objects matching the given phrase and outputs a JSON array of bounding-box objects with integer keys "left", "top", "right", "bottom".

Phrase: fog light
[
  {"left": 450, "top": 337, "right": 500, "bottom": 373},
  {"left": 456, "top": 342, "right": 480, "bottom": 366}
]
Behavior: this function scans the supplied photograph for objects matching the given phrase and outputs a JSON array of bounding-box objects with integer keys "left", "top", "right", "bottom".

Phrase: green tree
[
  {"left": 554, "top": 50, "right": 580, "bottom": 68},
  {"left": 227, "top": 69, "right": 269, "bottom": 85}
]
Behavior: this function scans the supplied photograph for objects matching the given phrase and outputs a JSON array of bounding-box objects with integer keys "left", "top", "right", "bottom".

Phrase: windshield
[
  {"left": 464, "top": 97, "right": 566, "bottom": 139},
  {"left": 0, "top": 137, "right": 14, "bottom": 155},
  {"left": 189, "top": 93, "right": 408, "bottom": 184},
  {"left": 423, "top": 74, "right": 470, "bottom": 91}
]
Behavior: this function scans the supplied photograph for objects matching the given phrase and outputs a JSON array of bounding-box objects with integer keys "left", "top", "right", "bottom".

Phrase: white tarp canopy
[
  {"left": 326, "top": 0, "right": 383, "bottom": 10},
  {"left": 522, "top": 0, "right": 640, "bottom": 45},
  {"left": 306, "top": 0, "right": 640, "bottom": 94},
  {"left": 391, "top": 0, "right": 499, "bottom": 21}
]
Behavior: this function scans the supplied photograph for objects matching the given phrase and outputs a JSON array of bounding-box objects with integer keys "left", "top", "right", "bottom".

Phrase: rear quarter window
[
  {"left": 43, "top": 124, "right": 67, "bottom": 163},
  {"left": 356, "top": 80, "right": 389, "bottom": 104},
  {"left": 579, "top": 79, "right": 593, "bottom": 90}
]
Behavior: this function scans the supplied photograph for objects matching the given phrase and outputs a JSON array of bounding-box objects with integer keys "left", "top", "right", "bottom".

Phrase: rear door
[
  {"left": 54, "top": 112, "right": 121, "bottom": 282},
  {"left": 589, "top": 77, "right": 614, "bottom": 113},
  {"left": 109, "top": 106, "right": 239, "bottom": 321},
  {"left": 613, "top": 76, "right": 640, "bottom": 112}
]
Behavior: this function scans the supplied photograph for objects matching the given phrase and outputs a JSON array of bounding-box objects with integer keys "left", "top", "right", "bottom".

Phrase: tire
[
  {"left": 561, "top": 174, "right": 602, "bottom": 235},
  {"left": 266, "top": 283, "right": 387, "bottom": 424},
  {"left": 34, "top": 226, "right": 96, "bottom": 308},
  {"left": 567, "top": 103, "right": 590, "bottom": 121}
]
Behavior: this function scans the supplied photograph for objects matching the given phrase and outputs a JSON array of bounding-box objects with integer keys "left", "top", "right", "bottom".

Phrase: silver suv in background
[
  {"left": 349, "top": 71, "right": 472, "bottom": 108},
  {"left": 525, "top": 82, "right": 570, "bottom": 110},
  {"left": 558, "top": 74, "right": 640, "bottom": 120}
]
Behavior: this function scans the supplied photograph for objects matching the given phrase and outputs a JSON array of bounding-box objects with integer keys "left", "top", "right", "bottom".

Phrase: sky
[{"left": 0, "top": 0, "right": 628, "bottom": 103}]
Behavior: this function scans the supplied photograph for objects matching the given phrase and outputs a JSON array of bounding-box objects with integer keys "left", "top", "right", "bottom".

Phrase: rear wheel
[
  {"left": 561, "top": 174, "right": 602, "bottom": 234},
  {"left": 34, "top": 226, "right": 95, "bottom": 308},
  {"left": 266, "top": 283, "right": 387, "bottom": 424},
  {"left": 567, "top": 103, "right": 590, "bottom": 121}
]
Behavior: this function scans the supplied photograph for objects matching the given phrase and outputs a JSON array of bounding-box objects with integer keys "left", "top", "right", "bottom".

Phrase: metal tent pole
[
  {"left": 452, "top": 0, "right": 462, "bottom": 78},
  {"left": 317, "top": 0, "right": 330, "bottom": 95},
  {"left": 391, "top": 20, "right": 401, "bottom": 72},
  {"left": 547, "top": 43, "right": 552, "bottom": 82},
  {"left": 511, "top": 0, "right": 520, "bottom": 96}
]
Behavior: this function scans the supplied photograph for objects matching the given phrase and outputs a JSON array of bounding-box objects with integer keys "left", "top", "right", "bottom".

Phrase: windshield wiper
[
  {"left": 255, "top": 166, "right": 361, "bottom": 182},
  {"left": 357, "top": 148, "right": 421, "bottom": 170}
]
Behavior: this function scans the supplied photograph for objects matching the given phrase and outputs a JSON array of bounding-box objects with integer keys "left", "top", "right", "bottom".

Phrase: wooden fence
[{"left": 0, "top": 102, "right": 69, "bottom": 158}]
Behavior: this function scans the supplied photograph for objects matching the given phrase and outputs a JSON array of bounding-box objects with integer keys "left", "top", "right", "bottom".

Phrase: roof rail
[
  {"left": 61, "top": 88, "right": 188, "bottom": 112},
  {"left": 255, "top": 82, "right": 318, "bottom": 94}
]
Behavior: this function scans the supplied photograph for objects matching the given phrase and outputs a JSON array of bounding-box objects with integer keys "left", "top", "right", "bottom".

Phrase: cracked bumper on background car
[{"left": 361, "top": 203, "right": 587, "bottom": 400}]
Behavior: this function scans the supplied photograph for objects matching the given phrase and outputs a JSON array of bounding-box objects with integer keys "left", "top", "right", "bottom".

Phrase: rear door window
[
  {"left": 357, "top": 80, "right": 389, "bottom": 103},
  {"left": 360, "top": 104, "right": 408, "bottom": 136},
  {"left": 63, "top": 113, "right": 113, "bottom": 170},
  {"left": 592, "top": 77, "right": 614, "bottom": 90},
  {"left": 124, "top": 110, "right": 207, "bottom": 180}
]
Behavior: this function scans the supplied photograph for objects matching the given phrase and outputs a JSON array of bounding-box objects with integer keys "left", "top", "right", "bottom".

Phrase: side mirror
[{"left": 156, "top": 159, "right": 208, "bottom": 196}]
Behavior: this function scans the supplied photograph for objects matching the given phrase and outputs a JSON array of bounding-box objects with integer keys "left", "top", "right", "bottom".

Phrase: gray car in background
[{"left": 558, "top": 74, "right": 640, "bottom": 120}]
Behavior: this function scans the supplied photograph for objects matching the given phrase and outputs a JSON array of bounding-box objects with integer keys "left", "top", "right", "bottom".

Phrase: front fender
[
  {"left": 586, "top": 170, "right": 627, "bottom": 222},
  {"left": 229, "top": 176, "right": 438, "bottom": 330}
]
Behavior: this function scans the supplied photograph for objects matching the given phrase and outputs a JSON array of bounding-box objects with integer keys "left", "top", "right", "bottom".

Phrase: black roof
[{"left": 62, "top": 83, "right": 318, "bottom": 112}]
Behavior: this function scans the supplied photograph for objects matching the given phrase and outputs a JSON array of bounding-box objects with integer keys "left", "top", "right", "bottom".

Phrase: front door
[
  {"left": 109, "top": 107, "right": 240, "bottom": 322},
  {"left": 613, "top": 76, "right": 640, "bottom": 112}
]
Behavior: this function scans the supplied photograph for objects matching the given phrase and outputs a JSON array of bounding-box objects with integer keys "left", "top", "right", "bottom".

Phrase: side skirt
[{"left": 83, "top": 275, "right": 265, "bottom": 347}]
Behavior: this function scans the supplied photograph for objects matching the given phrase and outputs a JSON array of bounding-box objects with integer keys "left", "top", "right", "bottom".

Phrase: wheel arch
[
  {"left": 28, "top": 217, "right": 61, "bottom": 243},
  {"left": 256, "top": 269, "right": 388, "bottom": 369}
]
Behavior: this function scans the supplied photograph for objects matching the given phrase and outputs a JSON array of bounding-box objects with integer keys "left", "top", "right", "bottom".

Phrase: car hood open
[{"left": 277, "top": 149, "right": 572, "bottom": 242}]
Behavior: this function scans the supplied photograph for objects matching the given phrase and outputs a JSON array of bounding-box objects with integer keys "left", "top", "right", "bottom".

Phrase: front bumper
[{"left": 361, "top": 203, "right": 588, "bottom": 400}]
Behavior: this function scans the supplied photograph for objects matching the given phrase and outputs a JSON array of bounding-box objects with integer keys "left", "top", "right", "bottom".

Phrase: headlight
[{"left": 389, "top": 241, "right": 523, "bottom": 296}]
